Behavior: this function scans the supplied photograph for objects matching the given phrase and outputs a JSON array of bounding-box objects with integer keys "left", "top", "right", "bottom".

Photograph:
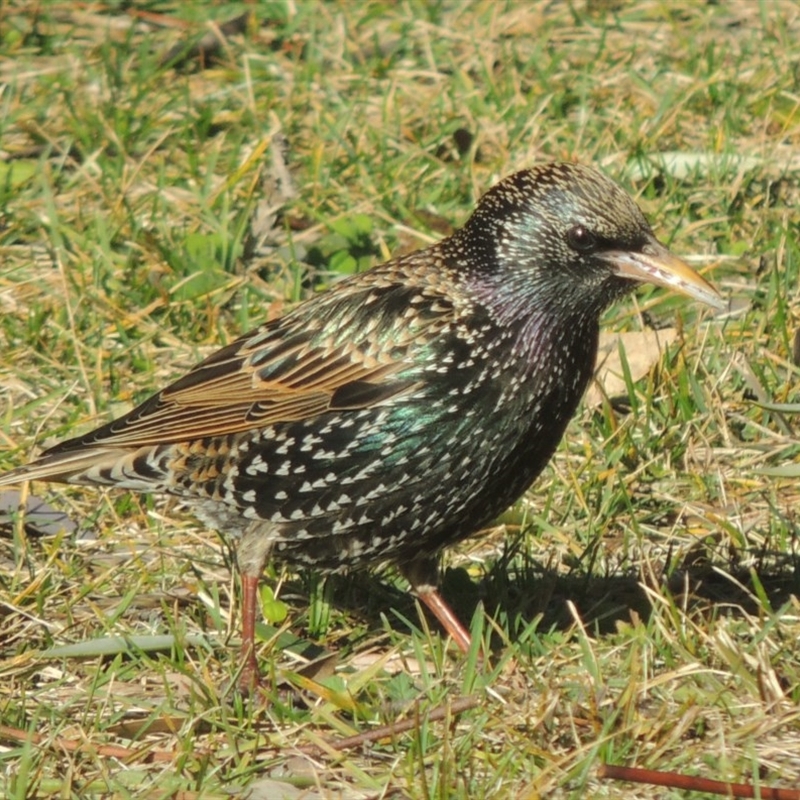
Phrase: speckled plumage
[{"left": 0, "top": 162, "right": 722, "bottom": 690}]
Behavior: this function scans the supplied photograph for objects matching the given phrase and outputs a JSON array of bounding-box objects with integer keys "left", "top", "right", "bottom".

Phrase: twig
[
  {"left": 0, "top": 724, "right": 186, "bottom": 764},
  {"left": 298, "top": 694, "right": 480, "bottom": 754},
  {"left": 1, "top": 695, "right": 480, "bottom": 763},
  {"left": 599, "top": 763, "right": 800, "bottom": 799}
]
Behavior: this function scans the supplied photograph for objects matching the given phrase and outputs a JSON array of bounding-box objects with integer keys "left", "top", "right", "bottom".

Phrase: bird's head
[{"left": 456, "top": 162, "right": 723, "bottom": 322}]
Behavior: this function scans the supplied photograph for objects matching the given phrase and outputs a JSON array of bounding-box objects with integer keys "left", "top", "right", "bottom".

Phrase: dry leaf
[{"left": 585, "top": 328, "right": 678, "bottom": 408}]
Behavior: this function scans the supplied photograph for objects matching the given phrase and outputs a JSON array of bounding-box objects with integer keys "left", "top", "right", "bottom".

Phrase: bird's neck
[{"left": 466, "top": 270, "right": 600, "bottom": 369}]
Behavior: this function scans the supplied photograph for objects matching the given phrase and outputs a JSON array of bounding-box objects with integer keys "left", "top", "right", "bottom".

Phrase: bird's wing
[{"left": 43, "top": 278, "right": 450, "bottom": 452}]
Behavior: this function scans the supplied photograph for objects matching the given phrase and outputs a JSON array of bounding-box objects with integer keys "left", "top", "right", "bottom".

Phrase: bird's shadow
[{"left": 312, "top": 545, "right": 800, "bottom": 650}]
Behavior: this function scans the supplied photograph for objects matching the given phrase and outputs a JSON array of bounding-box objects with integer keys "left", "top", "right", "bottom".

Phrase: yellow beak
[{"left": 603, "top": 240, "right": 724, "bottom": 309}]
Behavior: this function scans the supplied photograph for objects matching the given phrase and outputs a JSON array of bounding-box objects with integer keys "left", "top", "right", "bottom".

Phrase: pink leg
[
  {"left": 237, "top": 572, "right": 262, "bottom": 694},
  {"left": 235, "top": 526, "right": 275, "bottom": 695},
  {"left": 416, "top": 587, "right": 473, "bottom": 654},
  {"left": 401, "top": 557, "right": 474, "bottom": 653}
]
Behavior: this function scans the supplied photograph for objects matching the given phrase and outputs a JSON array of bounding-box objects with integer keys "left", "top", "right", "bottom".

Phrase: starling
[{"left": 0, "top": 162, "right": 722, "bottom": 691}]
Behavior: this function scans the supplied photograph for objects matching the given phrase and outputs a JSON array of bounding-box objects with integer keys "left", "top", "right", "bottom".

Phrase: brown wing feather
[{"left": 80, "top": 348, "right": 413, "bottom": 447}]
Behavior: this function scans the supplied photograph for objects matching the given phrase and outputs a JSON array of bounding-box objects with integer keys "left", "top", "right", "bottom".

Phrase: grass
[{"left": 1, "top": 0, "right": 800, "bottom": 797}]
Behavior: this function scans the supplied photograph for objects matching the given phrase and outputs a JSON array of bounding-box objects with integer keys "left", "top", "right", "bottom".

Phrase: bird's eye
[{"left": 566, "top": 225, "right": 598, "bottom": 253}]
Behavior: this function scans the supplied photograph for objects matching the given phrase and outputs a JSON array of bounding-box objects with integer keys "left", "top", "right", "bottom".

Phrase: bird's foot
[
  {"left": 229, "top": 642, "right": 270, "bottom": 701},
  {"left": 236, "top": 664, "right": 263, "bottom": 697}
]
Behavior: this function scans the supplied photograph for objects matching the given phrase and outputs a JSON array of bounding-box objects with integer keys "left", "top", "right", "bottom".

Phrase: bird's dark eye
[{"left": 566, "top": 225, "right": 598, "bottom": 253}]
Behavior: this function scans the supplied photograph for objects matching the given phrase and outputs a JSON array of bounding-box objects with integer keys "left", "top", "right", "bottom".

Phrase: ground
[{"left": 1, "top": 2, "right": 799, "bottom": 798}]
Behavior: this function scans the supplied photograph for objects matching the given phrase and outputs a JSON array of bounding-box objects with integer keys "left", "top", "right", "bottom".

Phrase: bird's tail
[{"left": 0, "top": 447, "right": 159, "bottom": 490}]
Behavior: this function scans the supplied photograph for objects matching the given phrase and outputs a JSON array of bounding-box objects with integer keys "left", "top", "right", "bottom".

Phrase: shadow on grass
[
  {"left": 5, "top": 520, "right": 798, "bottom": 662},
  {"left": 313, "top": 545, "right": 800, "bottom": 648}
]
